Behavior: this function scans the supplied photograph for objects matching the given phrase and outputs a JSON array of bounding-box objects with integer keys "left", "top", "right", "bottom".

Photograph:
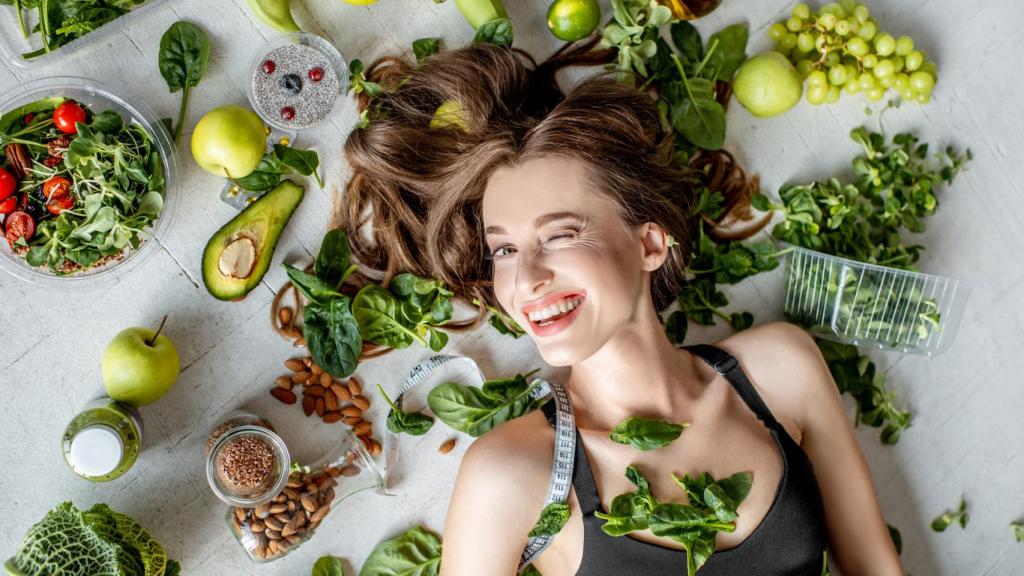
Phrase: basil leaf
[
  {"left": 609, "top": 416, "right": 687, "bottom": 451},
  {"left": 303, "top": 297, "right": 362, "bottom": 378},
  {"left": 528, "top": 502, "right": 570, "bottom": 538},
  {"left": 474, "top": 18, "right": 513, "bottom": 47},
  {"left": 412, "top": 37, "right": 441, "bottom": 64},
  {"left": 360, "top": 526, "right": 441, "bottom": 576}
]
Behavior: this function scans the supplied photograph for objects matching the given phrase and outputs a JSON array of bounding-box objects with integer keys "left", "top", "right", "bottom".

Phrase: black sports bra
[{"left": 540, "top": 343, "right": 828, "bottom": 575}]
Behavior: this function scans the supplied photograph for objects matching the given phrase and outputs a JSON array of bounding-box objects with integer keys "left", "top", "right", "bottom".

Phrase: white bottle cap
[{"left": 69, "top": 425, "right": 123, "bottom": 477}]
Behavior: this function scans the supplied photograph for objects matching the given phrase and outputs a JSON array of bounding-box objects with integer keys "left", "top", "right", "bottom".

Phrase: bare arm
[
  {"left": 763, "top": 323, "right": 904, "bottom": 575},
  {"left": 440, "top": 413, "right": 553, "bottom": 576}
]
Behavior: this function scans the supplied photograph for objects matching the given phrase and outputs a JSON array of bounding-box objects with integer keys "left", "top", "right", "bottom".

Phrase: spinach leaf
[
  {"left": 609, "top": 416, "right": 688, "bottom": 451},
  {"left": 1011, "top": 522, "right": 1024, "bottom": 543},
  {"left": 528, "top": 502, "right": 570, "bottom": 538},
  {"left": 670, "top": 85, "right": 725, "bottom": 151},
  {"left": 314, "top": 228, "right": 358, "bottom": 287},
  {"left": 234, "top": 153, "right": 285, "bottom": 192},
  {"left": 284, "top": 264, "right": 343, "bottom": 304},
  {"left": 312, "top": 556, "right": 346, "bottom": 576},
  {"left": 704, "top": 23, "right": 748, "bottom": 81},
  {"left": 519, "top": 565, "right": 543, "bottom": 576},
  {"left": 158, "top": 21, "right": 209, "bottom": 143},
  {"left": 594, "top": 465, "right": 659, "bottom": 536},
  {"left": 274, "top": 143, "right": 323, "bottom": 188},
  {"left": 474, "top": 18, "right": 513, "bottom": 47},
  {"left": 89, "top": 110, "right": 123, "bottom": 134},
  {"left": 931, "top": 498, "right": 969, "bottom": 532},
  {"left": 304, "top": 297, "right": 362, "bottom": 378},
  {"left": 428, "top": 371, "right": 547, "bottom": 437},
  {"left": 670, "top": 21, "right": 702, "bottom": 65},
  {"left": 359, "top": 525, "right": 441, "bottom": 576},
  {"left": 887, "top": 523, "right": 902, "bottom": 554},
  {"left": 664, "top": 310, "right": 688, "bottom": 344},
  {"left": 412, "top": 37, "right": 441, "bottom": 64},
  {"left": 377, "top": 383, "right": 435, "bottom": 436},
  {"left": 352, "top": 285, "right": 425, "bottom": 349}
]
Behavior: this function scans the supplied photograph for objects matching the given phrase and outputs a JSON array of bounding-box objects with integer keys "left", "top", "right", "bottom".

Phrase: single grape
[
  {"left": 835, "top": 19, "right": 852, "bottom": 36},
  {"left": 780, "top": 33, "right": 798, "bottom": 51},
  {"left": 807, "top": 84, "right": 829, "bottom": 105},
  {"left": 838, "top": 0, "right": 857, "bottom": 13},
  {"left": 797, "top": 32, "right": 816, "bottom": 52},
  {"left": 808, "top": 69, "right": 828, "bottom": 87},
  {"left": 866, "top": 87, "right": 885, "bottom": 101},
  {"left": 769, "top": 22, "right": 788, "bottom": 41},
  {"left": 857, "top": 20, "right": 877, "bottom": 41},
  {"left": 824, "top": 51, "right": 840, "bottom": 67},
  {"left": 847, "top": 19, "right": 860, "bottom": 34},
  {"left": 859, "top": 72, "right": 877, "bottom": 90},
  {"left": 815, "top": 34, "right": 829, "bottom": 52},
  {"left": 826, "top": 85, "right": 842, "bottom": 103},
  {"left": 890, "top": 56, "right": 904, "bottom": 72},
  {"left": 819, "top": 13, "right": 838, "bottom": 30},
  {"left": 796, "top": 59, "right": 816, "bottom": 77},
  {"left": 873, "top": 58, "right": 895, "bottom": 78},
  {"left": 787, "top": 16, "right": 804, "bottom": 32},
  {"left": 792, "top": 2, "right": 811, "bottom": 20},
  {"left": 844, "top": 76, "right": 862, "bottom": 93},
  {"left": 894, "top": 73, "right": 910, "bottom": 90},
  {"left": 822, "top": 2, "right": 846, "bottom": 18},
  {"left": 920, "top": 61, "right": 938, "bottom": 76},
  {"left": 792, "top": 49, "right": 814, "bottom": 62},
  {"left": 878, "top": 75, "right": 896, "bottom": 88},
  {"left": 862, "top": 54, "right": 878, "bottom": 69},
  {"left": 874, "top": 34, "right": 896, "bottom": 56},
  {"left": 900, "top": 87, "right": 917, "bottom": 101},
  {"left": 828, "top": 64, "right": 849, "bottom": 85},
  {"left": 905, "top": 50, "right": 924, "bottom": 71},
  {"left": 915, "top": 92, "right": 931, "bottom": 104},
  {"left": 853, "top": 4, "right": 870, "bottom": 23},
  {"left": 909, "top": 70, "right": 935, "bottom": 94},
  {"left": 846, "top": 36, "right": 869, "bottom": 57},
  {"left": 895, "top": 35, "right": 915, "bottom": 56}
]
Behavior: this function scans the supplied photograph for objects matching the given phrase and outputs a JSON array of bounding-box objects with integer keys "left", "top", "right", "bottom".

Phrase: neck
[{"left": 565, "top": 305, "right": 700, "bottom": 431}]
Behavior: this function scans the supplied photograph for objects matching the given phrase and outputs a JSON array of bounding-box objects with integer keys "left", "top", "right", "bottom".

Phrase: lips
[{"left": 521, "top": 290, "right": 587, "bottom": 338}]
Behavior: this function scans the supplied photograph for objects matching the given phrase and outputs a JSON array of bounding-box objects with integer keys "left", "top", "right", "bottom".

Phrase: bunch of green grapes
[{"left": 768, "top": 1, "right": 938, "bottom": 105}]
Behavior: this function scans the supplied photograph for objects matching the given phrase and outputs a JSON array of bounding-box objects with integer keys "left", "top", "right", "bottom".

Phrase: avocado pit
[{"left": 218, "top": 235, "right": 257, "bottom": 280}]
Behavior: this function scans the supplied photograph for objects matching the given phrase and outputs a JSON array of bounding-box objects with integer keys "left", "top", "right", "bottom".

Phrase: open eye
[{"left": 488, "top": 244, "right": 516, "bottom": 259}]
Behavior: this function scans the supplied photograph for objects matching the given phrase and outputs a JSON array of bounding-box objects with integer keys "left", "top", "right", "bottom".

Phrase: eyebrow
[{"left": 484, "top": 211, "right": 585, "bottom": 236}]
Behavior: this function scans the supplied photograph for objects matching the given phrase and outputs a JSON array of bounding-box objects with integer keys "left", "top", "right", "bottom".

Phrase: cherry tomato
[
  {"left": 53, "top": 101, "right": 87, "bottom": 134},
  {"left": 43, "top": 175, "right": 71, "bottom": 200},
  {"left": 5, "top": 211, "right": 35, "bottom": 247},
  {"left": 23, "top": 113, "right": 34, "bottom": 125},
  {"left": 0, "top": 197, "right": 16, "bottom": 215},
  {"left": 0, "top": 167, "right": 15, "bottom": 201}
]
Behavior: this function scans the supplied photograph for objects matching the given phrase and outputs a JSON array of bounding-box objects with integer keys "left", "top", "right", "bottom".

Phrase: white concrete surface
[{"left": 0, "top": 1, "right": 1021, "bottom": 575}]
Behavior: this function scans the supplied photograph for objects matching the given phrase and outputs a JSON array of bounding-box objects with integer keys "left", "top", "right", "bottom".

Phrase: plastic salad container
[
  {"left": 783, "top": 245, "right": 972, "bottom": 356},
  {"left": 0, "top": 0, "right": 170, "bottom": 68},
  {"left": 0, "top": 76, "right": 179, "bottom": 288}
]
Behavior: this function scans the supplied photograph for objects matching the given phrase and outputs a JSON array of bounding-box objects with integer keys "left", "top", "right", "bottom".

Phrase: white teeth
[{"left": 527, "top": 297, "right": 582, "bottom": 322}]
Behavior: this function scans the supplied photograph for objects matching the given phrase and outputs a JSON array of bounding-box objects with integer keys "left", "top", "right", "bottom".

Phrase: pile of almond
[
  {"left": 271, "top": 356, "right": 381, "bottom": 456},
  {"left": 231, "top": 462, "right": 355, "bottom": 559}
]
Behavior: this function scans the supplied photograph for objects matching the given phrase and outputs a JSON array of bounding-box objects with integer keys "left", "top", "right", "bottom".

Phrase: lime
[{"left": 546, "top": 0, "right": 601, "bottom": 42}]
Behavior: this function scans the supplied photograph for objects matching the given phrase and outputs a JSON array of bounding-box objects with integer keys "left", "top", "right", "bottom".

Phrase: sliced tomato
[
  {"left": 53, "top": 101, "right": 87, "bottom": 134},
  {"left": 43, "top": 175, "right": 71, "bottom": 200},
  {"left": 0, "top": 167, "right": 15, "bottom": 202},
  {"left": 0, "top": 197, "right": 16, "bottom": 215},
  {"left": 5, "top": 211, "right": 35, "bottom": 247}
]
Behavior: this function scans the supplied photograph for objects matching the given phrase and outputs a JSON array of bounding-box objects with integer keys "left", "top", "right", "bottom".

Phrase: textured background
[{"left": 0, "top": 0, "right": 1021, "bottom": 574}]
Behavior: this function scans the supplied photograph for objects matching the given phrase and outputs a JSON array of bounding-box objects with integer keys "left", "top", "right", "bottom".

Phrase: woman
[{"left": 339, "top": 41, "right": 902, "bottom": 575}]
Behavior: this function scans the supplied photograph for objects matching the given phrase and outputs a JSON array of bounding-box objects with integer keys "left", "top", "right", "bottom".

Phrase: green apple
[
  {"left": 191, "top": 105, "right": 267, "bottom": 179},
  {"left": 102, "top": 325, "right": 180, "bottom": 407},
  {"left": 733, "top": 51, "right": 803, "bottom": 117},
  {"left": 454, "top": 0, "right": 507, "bottom": 29}
]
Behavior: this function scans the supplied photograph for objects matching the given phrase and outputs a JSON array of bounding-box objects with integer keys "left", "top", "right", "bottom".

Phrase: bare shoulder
[
  {"left": 440, "top": 410, "right": 555, "bottom": 574},
  {"left": 715, "top": 321, "right": 837, "bottom": 436}
]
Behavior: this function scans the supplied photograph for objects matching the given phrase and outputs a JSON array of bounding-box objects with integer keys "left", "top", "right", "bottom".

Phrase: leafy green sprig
[{"left": 931, "top": 498, "right": 969, "bottom": 532}]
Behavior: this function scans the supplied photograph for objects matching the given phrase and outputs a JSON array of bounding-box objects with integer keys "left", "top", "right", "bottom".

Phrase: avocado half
[{"left": 202, "top": 180, "right": 304, "bottom": 301}]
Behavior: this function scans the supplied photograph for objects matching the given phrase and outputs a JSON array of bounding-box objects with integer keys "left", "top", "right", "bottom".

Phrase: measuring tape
[{"left": 380, "top": 354, "right": 577, "bottom": 570}]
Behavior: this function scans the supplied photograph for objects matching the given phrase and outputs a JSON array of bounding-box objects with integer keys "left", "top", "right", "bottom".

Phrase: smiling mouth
[{"left": 526, "top": 294, "right": 586, "bottom": 327}]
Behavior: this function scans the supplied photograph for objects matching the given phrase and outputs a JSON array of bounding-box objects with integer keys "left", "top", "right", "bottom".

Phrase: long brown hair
[{"left": 335, "top": 37, "right": 764, "bottom": 329}]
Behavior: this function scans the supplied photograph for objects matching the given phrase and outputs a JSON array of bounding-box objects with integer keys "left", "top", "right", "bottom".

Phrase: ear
[{"left": 638, "top": 222, "right": 671, "bottom": 272}]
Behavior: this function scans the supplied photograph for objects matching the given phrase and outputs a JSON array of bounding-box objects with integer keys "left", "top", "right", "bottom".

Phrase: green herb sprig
[
  {"left": 528, "top": 502, "right": 570, "bottom": 538},
  {"left": 931, "top": 498, "right": 969, "bottom": 532},
  {"left": 377, "top": 383, "right": 435, "bottom": 436}
]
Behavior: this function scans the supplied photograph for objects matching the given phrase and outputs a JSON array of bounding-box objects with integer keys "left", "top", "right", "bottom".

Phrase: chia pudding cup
[
  {"left": 247, "top": 32, "right": 347, "bottom": 131},
  {"left": 206, "top": 423, "right": 290, "bottom": 508}
]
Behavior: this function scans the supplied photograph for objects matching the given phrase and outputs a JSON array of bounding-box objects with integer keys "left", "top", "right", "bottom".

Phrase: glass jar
[
  {"left": 206, "top": 412, "right": 291, "bottom": 509},
  {"left": 62, "top": 398, "right": 143, "bottom": 482},
  {"left": 226, "top": 429, "right": 384, "bottom": 562}
]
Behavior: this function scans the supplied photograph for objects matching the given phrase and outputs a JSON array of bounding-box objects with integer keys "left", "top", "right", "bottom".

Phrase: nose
[{"left": 514, "top": 247, "right": 553, "bottom": 299}]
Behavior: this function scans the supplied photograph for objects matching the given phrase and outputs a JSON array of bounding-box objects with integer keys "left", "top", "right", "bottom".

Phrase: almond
[
  {"left": 439, "top": 438, "right": 457, "bottom": 454},
  {"left": 291, "top": 370, "right": 311, "bottom": 384},
  {"left": 271, "top": 388, "right": 297, "bottom": 405},
  {"left": 340, "top": 465, "right": 360, "bottom": 477},
  {"left": 234, "top": 507, "right": 247, "bottom": 523},
  {"left": 278, "top": 307, "right": 293, "bottom": 326},
  {"left": 264, "top": 517, "right": 284, "bottom": 531},
  {"left": 347, "top": 377, "right": 362, "bottom": 396},
  {"left": 311, "top": 363, "right": 323, "bottom": 376},
  {"left": 306, "top": 385, "right": 325, "bottom": 397},
  {"left": 302, "top": 396, "right": 315, "bottom": 417},
  {"left": 340, "top": 406, "right": 362, "bottom": 418},
  {"left": 303, "top": 357, "right": 312, "bottom": 367},
  {"left": 319, "top": 373, "right": 333, "bottom": 388},
  {"left": 324, "top": 390, "right": 339, "bottom": 411},
  {"left": 323, "top": 411, "right": 343, "bottom": 424},
  {"left": 352, "top": 395, "right": 371, "bottom": 410},
  {"left": 331, "top": 383, "right": 351, "bottom": 401},
  {"left": 269, "top": 504, "right": 287, "bottom": 515},
  {"left": 369, "top": 439, "right": 382, "bottom": 456},
  {"left": 251, "top": 519, "right": 266, "bottom": 532},
  {"left": 301, "top": 493, "right": 318, "bottom": 513},
  {"left": 283, "top": 487, "right": 300, "bottom": 500},
  {"left": 315, "top": 398, "right": 325, "bottom": 417},
  {"left": 353, "top": 421, "right": 372, "bottom": 437},
  {"left": 343, "top": 416, "right": 362, "bottom": 426},
  {"left": 285, "top": 359, "right": 305, "bottom": 372},
  {"left": 310, "top": 502, "right": 330, "bottom": 524},
  {"left": 275, "top": 376, "right": 293, "bottom": 390}
]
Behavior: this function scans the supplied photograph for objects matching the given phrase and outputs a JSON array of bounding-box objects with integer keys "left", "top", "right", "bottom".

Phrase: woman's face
[{"left": 482, "top": 156, "right": 661, "bottom": 366}]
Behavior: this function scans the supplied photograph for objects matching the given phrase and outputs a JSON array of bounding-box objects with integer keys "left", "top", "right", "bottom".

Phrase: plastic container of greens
[
  {"left": 0, "top": 76, "right": 179, "bottom": 288},
  {"left": 782, "top": 245, "right": 972, "bottom": 356},
  {"left": 0, "top": 0, "right": 170, "bottom": 68}
]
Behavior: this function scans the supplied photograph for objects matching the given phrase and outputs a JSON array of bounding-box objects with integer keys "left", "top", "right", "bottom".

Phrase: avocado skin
[{"left": 202, "top": 180, "right": 304, "bottom": 301}]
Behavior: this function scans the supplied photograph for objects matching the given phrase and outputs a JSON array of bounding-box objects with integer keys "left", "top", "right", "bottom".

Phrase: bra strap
[{"left": 685, "top": 343, "right": 780, "bottom": 430}]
